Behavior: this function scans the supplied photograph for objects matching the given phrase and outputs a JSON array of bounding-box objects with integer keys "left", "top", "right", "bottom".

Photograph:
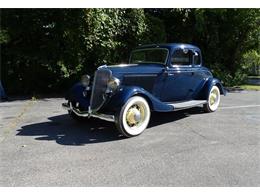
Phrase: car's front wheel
[
  {"left": 115, "top": 96, "right": 151, "bottom": 137},
  {"left": 203, "top": 85, "right": 221, "bottom": 112}
]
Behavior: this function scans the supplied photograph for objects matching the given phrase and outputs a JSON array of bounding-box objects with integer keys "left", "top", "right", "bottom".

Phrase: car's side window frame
[
  {"left": 192, "top": 49, "right": 202, "bottom": 67},
  {"left": 169, "top": 48, "right": 202, "bottom": 68},
  {"left": 170, "top": 48, "right": 193, "bottom": 68}
]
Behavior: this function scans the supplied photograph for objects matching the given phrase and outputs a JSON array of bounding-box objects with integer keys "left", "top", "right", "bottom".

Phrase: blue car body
[{"left": 65, "top": 43, "right": 226, "bottom": 116}]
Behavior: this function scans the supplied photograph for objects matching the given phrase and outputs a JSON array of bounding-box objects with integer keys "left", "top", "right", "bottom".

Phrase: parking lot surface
[{"left": 0, "top": 91, "right": 259, "bottom": 186}]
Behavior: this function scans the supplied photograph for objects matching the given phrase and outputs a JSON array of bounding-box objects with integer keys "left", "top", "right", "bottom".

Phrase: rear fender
[{"left": 198, "top": 78, "right": 226, "bottom": 100}]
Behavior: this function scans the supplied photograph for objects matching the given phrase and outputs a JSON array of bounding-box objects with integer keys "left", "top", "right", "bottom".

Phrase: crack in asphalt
[{"left": 189, "top": 129, "right": 212, "bottom": 141}]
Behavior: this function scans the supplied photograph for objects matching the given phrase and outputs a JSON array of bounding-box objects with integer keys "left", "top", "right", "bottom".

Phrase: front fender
[
  {"left": 105, "top": 86, "right": 173, "bottom": 112},
  {"left": 198, "top": 78, "right": 226, "bottom": 100},
  {"left": 65, "top": 82, "right": 90, "bottom": 110}
]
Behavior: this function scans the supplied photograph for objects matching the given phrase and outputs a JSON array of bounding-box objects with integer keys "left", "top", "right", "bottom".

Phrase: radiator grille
[{"left": 90, "top": 69, "right": 112, "bottom": 111}]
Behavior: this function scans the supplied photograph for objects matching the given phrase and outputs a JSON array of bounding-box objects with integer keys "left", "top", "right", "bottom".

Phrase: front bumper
[{"left": 62, "top": 102, "right": 115, "bottom": 122}]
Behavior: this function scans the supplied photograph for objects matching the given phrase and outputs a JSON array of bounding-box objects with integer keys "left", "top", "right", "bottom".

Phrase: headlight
[
  {"left": 106, "top": 77, "right": 120, "bottom": 93},
  {"left": 81, "top": 74, "right": 90, "bottom": 87}
]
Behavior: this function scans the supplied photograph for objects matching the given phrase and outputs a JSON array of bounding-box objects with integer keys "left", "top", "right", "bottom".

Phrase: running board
[{"left": 167, "top": 100, "right": 207, "bottom": 111}]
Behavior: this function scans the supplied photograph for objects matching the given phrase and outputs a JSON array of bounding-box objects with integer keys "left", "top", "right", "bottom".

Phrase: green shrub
[
  {"left": 241, "top": 50, "right": 260, "bottom": 76},
  {"left": 211, "top": 63, "right": 248, "bottom": 86}
]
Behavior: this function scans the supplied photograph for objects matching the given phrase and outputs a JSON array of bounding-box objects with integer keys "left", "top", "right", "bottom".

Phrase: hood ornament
[{"left": 97, "top": 64, "right": 107, "bottom": 70}]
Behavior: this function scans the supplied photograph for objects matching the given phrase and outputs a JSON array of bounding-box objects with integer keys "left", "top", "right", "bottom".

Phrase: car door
[
  {"left": 186, "top": 50, "right": 207, "bottom": 100},
  {"left": 160, "top": 48, "right": 199, "bottom": 102}
]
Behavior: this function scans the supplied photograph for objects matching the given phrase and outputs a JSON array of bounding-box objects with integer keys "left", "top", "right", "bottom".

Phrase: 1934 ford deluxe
[{"left": 62, "top": 43, "right": 226, "bottom": 137}]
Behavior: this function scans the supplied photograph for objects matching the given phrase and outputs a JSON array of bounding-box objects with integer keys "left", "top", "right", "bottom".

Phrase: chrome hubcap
[
  {"left": 126, "top": 104, "right": 145, "bottom": 127},
  {"left": 210, "top": 89, "right": 218, "bottom": 106}
]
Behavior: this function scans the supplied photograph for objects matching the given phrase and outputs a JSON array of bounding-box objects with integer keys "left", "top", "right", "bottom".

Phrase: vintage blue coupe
[{"left": 62, "top": 43, "right": 226, "bottom": 137}]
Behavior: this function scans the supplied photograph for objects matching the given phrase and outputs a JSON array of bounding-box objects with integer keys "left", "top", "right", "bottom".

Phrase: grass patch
[
  {"left": 239, "top": 84, "right": 260, "bottom": 91},
  {"left": 248, "top": 75, "right": 260, "bottom": 79}
]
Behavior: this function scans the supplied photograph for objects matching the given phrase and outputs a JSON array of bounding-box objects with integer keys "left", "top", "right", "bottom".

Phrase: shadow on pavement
[
  {"left": 17, "top": 114, "right": 123, "bottom": 145},
  {"left": 16, "top": 107, "right": 205, "bottom": 146},
  {"left": 149, "top": 107, "right": 205, "bottom": 128}
]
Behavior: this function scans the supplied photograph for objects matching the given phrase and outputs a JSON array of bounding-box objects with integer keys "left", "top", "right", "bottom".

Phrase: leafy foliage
[
  {"left": 241, "top": 50, "right": 260, "bottom": 75},
  {"left": 0, "top": 8, "right": 259, "bottom": 94}
]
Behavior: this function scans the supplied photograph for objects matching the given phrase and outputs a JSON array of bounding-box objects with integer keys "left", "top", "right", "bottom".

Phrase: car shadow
[
  {"left": 149, "top": 107, "right": 205, "bottom": 128},
  {"left": 16, "top": 115, "right": 124, "bottom": 146},
  {"left": 16, "top": 107, "right": 205, "bottom": 146}
]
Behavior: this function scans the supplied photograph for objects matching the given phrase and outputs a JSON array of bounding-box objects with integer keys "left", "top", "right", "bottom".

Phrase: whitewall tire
[
  {"left": 115, "top": 96, "right": 151, "bottom": 137},
  {"left": 204, "top": 85, "right": 221, "bottom": 112}
]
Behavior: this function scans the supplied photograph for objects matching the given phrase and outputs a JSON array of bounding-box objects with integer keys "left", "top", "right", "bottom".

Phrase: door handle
[
  {"left": 162, "top": 67, "right": 174, "bottom": 76},
  {"left": 163, "top": 71, "right": 174, "bottom": 76}
]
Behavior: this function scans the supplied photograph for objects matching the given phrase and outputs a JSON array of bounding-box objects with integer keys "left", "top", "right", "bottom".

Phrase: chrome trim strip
[
  {"left": 62, "top": 103, "right": 70, "bottom": 110},
  {"left": 90, "top": 69, "right": 112, "bottom": 112},
  {"left": 89, "top": 70, "right": 98, "bottom": 110},
  {"left": 124, "top": 74, "right": 158, "bottom": 77},
  {"left": 107, "top": 64, "right": 138, "bottom": 68},
  {"left": 171, "top": 65, "right": 193, "bottom": 68},
  {"left": 91, "top": 113, "right": 115, "bottom": 122},
  {"left": 167, "top": 100, "right": 207, "bottom": 111}
]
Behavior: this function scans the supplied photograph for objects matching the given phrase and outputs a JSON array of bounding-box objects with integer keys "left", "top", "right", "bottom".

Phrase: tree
[{"left": 0, "top": 8, "right": 259, "bottom": 94}]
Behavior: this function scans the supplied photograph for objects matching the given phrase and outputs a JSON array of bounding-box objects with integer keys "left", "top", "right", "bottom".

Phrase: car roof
[{"left": 135, "top": 43, "right": 200, "bottom": 51}]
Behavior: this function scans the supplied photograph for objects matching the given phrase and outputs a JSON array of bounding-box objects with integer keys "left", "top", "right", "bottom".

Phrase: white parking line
[{"left": 219, "top": 105, "right": 260, "bottom": 109}]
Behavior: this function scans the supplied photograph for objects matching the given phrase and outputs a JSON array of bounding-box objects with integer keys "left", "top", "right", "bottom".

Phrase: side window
[
  {"left": 171, "top": 49, "right": 201, "bottom": 65},
  {"left": 171, "top": 49, "right": 192, "bottom": 65}
]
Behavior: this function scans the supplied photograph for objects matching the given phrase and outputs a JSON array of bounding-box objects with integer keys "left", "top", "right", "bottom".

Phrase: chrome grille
[{"left": 90, "top": 69, "right": 112, "bottom": 111}]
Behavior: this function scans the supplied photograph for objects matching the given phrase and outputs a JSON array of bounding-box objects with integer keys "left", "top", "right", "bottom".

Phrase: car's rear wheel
[
  {"left": 203, "top": 85, "right": 221, "bottom": 112},
  {"left": 115, "top": 96, "right": 151, "bottom": 137}
]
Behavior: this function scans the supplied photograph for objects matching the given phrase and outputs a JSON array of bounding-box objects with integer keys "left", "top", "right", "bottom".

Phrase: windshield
[{"left": 129, "top": 48, "right": 168, "bottom": 65}]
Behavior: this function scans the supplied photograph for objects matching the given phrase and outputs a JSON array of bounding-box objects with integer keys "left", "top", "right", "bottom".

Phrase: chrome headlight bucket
[
  {"left": 81, "top": 74, "right": 90, "bottom": 87},
  {"left": 106, "top": 76, "right": 120, "bottom": 93}
]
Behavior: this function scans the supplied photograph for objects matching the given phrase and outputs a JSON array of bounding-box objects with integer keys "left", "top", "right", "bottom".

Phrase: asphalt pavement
[{"left": 0, "top": 91, "right": 259, "bottom": 186}]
